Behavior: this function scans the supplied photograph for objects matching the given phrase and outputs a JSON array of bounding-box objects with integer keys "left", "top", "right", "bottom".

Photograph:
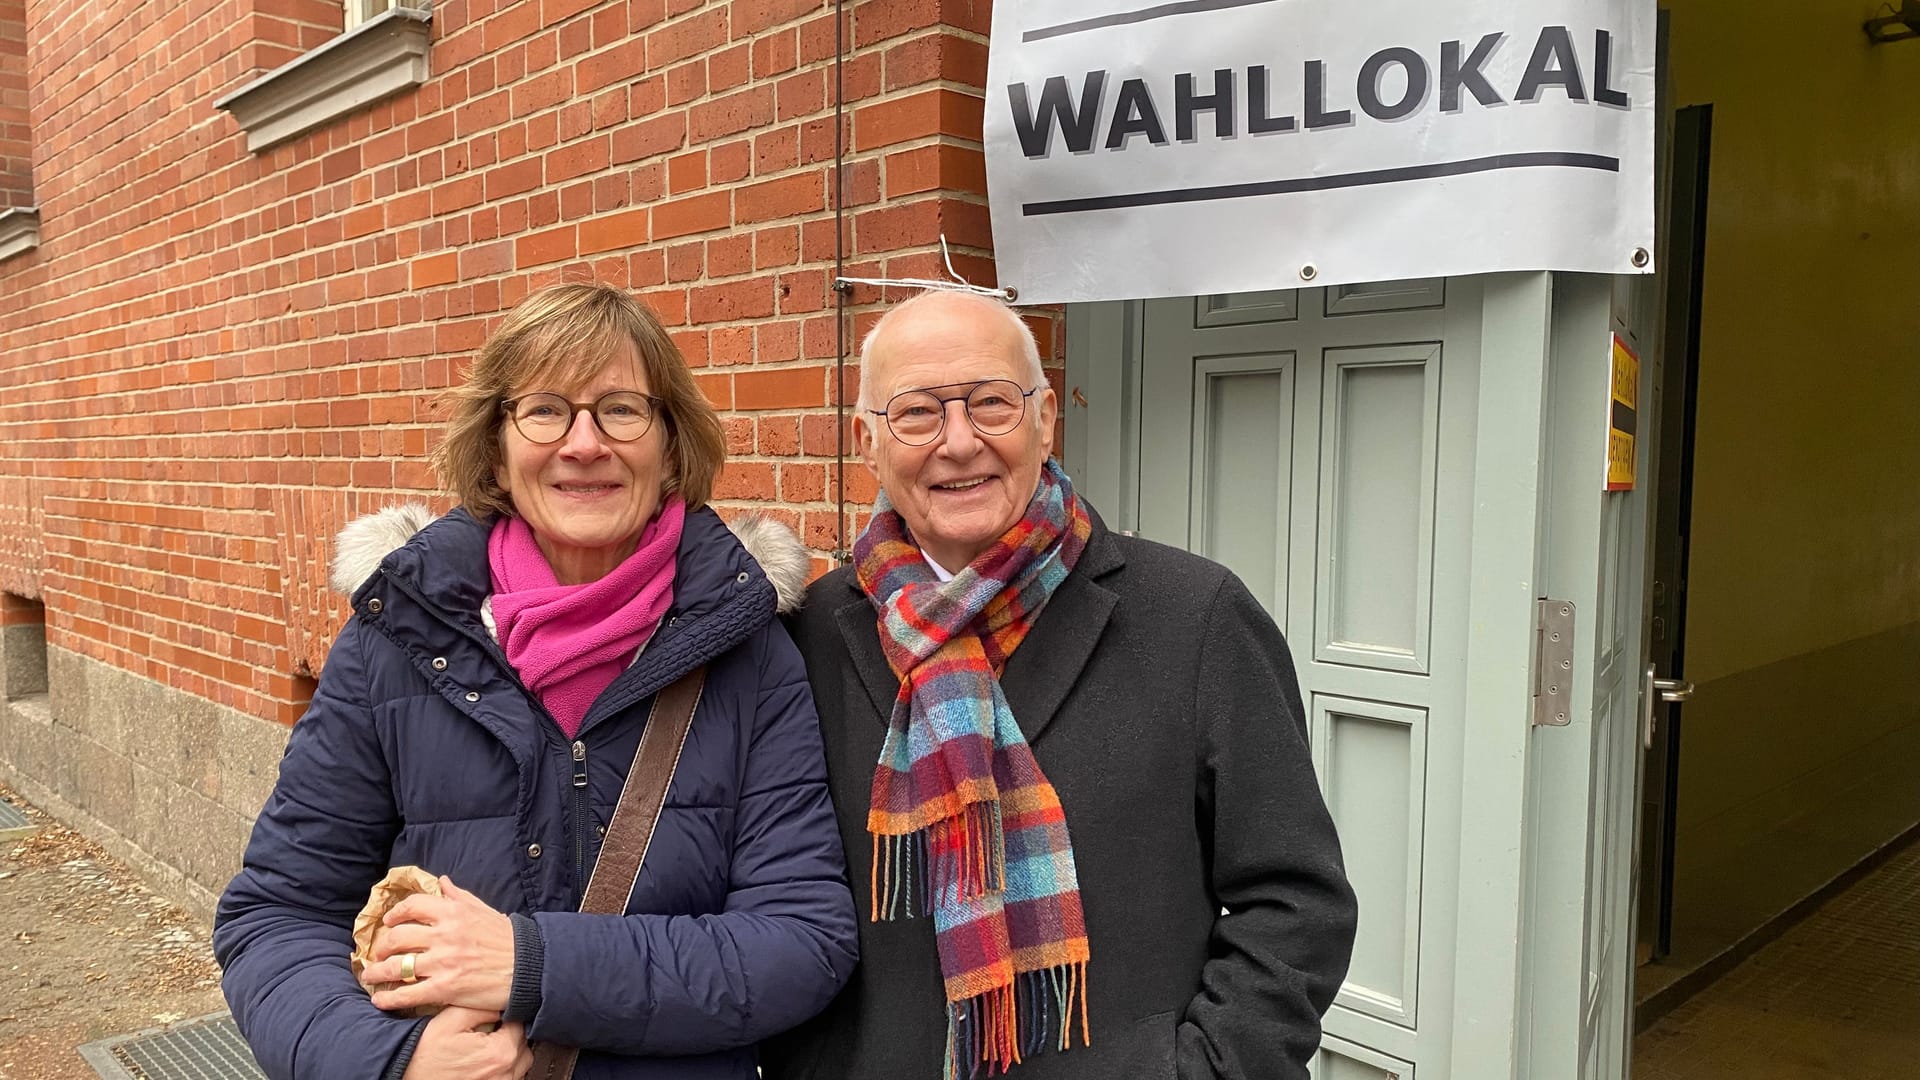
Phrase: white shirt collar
[{"left": 922, "top": 552, "right": 957, "bottom": 582}]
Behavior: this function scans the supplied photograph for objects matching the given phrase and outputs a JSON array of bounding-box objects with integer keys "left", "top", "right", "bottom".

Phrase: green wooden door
[{"left": 1067, "top": 272, "right": 1654, "bottom": 1080}]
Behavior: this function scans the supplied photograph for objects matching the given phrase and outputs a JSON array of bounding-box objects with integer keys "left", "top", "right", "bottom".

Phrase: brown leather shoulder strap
[{"left": 528, "top": 665, "right": 708, "bottom": 1080}]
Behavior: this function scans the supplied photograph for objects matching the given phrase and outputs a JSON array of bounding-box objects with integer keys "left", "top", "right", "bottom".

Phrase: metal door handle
[
  {"left": 1643, "top": 668, "right": 1696, "bottom": 749},
  {"left": 1652, "top": 677, "right": 1694, "bottom": 703}
]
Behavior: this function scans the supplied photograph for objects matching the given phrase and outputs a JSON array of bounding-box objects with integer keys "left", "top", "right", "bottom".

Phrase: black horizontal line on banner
[
  {"left": 1612, "top": 399, "right": 1637, "bottom": 436},
  {"left": 1020, "top": 152, "right": 1622, "bottom": 216},
  {"left": 1023, "top": 0, "right": 1285, "bottom": 43}
]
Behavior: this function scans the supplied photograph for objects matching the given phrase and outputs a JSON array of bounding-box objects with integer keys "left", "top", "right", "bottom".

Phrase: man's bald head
[
  {"left": 857, "top": 291, "right": 1042, "bottom": 412},
  {"left": 851, "top": 289, "right": 1057, "bottom": 573}
]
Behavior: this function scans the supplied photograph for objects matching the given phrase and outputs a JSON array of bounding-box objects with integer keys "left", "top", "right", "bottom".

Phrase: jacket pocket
[{"left": 1123, "top": 1009, "right": 1178, "bottom": 1079}]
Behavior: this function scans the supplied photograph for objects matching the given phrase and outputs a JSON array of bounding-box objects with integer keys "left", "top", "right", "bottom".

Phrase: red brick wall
[
  {"left": 0, "top": 591, "right": 41, "bottom": 627},
  {"left": 0, "top": 0, "right": 29, "bottom": 209},
  {"left": 0, "top": 0, "right": 1048, "bottom": 726}
]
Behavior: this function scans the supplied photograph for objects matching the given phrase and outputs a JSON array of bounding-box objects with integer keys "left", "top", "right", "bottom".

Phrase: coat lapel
[
  {"left": 837, "top": 515, "right": 1126, "bottom": 746},
  {"left": 1000, "top": 524, "right": 1121, "bottom": 744},
  {"left": 836, "top": 586, "right": 903, "bottom": 722}
]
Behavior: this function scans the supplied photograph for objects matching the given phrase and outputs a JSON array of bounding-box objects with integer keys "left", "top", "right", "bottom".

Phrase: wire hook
[{"left": 833, "top": 234, "right": 1018, "bottom": 302}]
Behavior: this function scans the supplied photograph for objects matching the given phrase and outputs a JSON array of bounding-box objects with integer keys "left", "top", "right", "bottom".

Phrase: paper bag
[{"left": 349, "top": 865, "right": 443, "bottom": 1018}]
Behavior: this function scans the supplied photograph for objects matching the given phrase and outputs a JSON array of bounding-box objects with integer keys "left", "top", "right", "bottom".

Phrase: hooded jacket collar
[{"left": 337, "top": 503, "right": 810, "bottom": 739}]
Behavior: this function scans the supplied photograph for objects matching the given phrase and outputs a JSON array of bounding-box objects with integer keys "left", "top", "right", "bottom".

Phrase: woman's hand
[
  {"left": 400, "top": 1006, "right": 531, "bottom": 1080},
  {"left": 361, "top": 877, "right": 518, "bottom": 1014}
]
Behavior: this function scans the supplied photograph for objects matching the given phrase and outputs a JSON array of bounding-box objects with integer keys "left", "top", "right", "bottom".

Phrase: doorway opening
[{"left": 1630, "top": 3, "right": 1920, "bottom": 1075}]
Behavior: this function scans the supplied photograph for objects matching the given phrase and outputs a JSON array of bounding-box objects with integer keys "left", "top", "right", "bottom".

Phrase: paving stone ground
[{"left": 0, "top": 786, "right": 225, "bottom": 1080}]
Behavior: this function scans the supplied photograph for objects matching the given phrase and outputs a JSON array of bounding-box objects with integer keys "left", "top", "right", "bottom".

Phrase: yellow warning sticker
[{"left": 1607, "top": 335, "right": 1638, "bottom": 491}]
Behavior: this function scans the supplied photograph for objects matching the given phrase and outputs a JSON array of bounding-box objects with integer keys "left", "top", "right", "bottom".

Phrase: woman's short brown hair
[{"left": 433, "top": 283, "right": 726, "bottom": 519}]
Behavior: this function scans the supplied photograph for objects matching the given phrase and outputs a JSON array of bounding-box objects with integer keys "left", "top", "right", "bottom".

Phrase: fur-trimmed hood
[{"left": 328, "top": 502, "right": 811, "bottom": 614}]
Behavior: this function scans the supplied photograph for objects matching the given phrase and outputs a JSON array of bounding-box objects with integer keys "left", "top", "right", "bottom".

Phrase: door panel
[
  {"left": 1190, "top": 355, "right": 1294, "bottom": 615},
  {"left": 1316, "top": 345, "right": 1440, "bottom": 674},
  {"left": 1325, "top": 277, "right": 1446, "bottom": 317},
  {"left": 1069, "top": 275, "right": 1627, "bottom": 1080},
  {"left": 1319, "top": 1035, "right": 1419, "bottom": 1080},
  {"left": 1312, "top": 696, "right": 1428, "bottom": 1029},
  {"left": 1127, "top": 281, "right": 1484, "bottom": 1079}
]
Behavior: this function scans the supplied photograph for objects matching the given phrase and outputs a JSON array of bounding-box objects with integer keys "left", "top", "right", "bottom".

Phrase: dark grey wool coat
[{"left": 760, "top": 507, "right": 1358, "bottom": 1080}]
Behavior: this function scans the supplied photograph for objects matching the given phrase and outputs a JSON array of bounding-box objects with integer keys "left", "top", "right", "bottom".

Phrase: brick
[
  {"left": 750, "top": 29, "right": 798, "bottom": 79},
  {"left": 885, "top": 143, "right": 987, "bottom": 198},
  {"left": 651, "top": 190, "right": 731, "bottom": 240},
  {"left": 668, "top": 150, "right": 707, "bottom": 193},
  {"left": 710, "top": 325, "right": 755, "bottom": 365},
  {"left": 579, "top": 206, "right": 649, "bottom": 254},
  {"left": 484, "top": 158, "right": 545, "bottom": 199},
  {"left": 722, "top": 416, "right": 755, "bottom": 454},
  {"left": 711, "top": 139, "right": 752, "bottom": 184},
  {"left": 854, "top": 197, "right": 991, "bottom": 253},
  {"left": 734, "top": 365, "right": 827, "bottom": 409},
  {"left": 883, "top": 31, "right": 989, "bottom": 92},
  {"left": 666, "top": 59, "right": 708, "bottom": 106},
  {"left": 853, "top": 0, "right": 938, "bottom": 47},
  {"left": 648, "top": 7, "right": 728, "bottom": 68},
  {"left": 706, "top": 233, "right": 753, "bottom": 276},
  {"left": 689, "top": 85, "right": 775, "bottom": 144},
  {"left": 735, "top": 170, "right": 823, "bottom": 224},
  {"left": 754, "top": 126, "right": 800, "bottom": 175},
  {"left": 854, "top": 87, "right": 984, "bottom": 151},
  {"left": 782, "top": 461, "right": 827, "bottom": 502},
  {"left": 709, "top": 44, "right": 750, "bottom": 93},
  {"left": 690, "top": 278, "right": 776, "bottom": 321},
  {"left": 410, "top": 252, "right": 460, "bottom": 289},
  {"left": 775, "top": 69, "right": 826, "bottom": 121},
  {"left": 612, "top": 112, "right": 686, "bottom": 163},
  {"left": 755, "top": 225, "right": 800, "bottom": 269},
  {"left": 733, "top": 0, "right": 821, "bottom": 37},
  {"left": 713, "top": 460, "right": 776, "bottom": 500},
  {"left": 512, "top": 69, "right": 576, "bottom": 118},
  {"left": 757, "top": 415, "right": 800, "bottom": 455}
]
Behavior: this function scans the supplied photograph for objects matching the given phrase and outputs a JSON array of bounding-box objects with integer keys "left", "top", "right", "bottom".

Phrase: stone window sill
[
  {"left": 215, "top": 7, "right": 432, "bottom": 154},
  {"left": 0, "top": 207, "right": 39, "bottom": 262}
]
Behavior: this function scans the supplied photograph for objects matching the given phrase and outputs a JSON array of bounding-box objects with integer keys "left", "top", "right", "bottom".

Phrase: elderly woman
[{"left": 214, "top": 282, "right": 857, "bottom": 1080}]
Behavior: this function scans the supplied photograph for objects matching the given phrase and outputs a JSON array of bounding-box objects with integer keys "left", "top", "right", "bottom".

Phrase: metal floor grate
[
  {"left": 0, "top": 798, "right": 33, "bottom": 838},
  {"left": 79, "top": 1012, "right": 266, "bottom": 1080}
]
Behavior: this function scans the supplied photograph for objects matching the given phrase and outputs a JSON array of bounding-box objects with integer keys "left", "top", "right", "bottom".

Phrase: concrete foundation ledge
[{"left": 0, "top": 647, "right": 293, "bottom": 924}]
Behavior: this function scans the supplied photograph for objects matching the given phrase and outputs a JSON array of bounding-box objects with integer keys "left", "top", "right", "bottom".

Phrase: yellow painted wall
[
  {"left": 1665, "top": 0, "right": 1920, "bottom": 963},
  {"left": 1669, "top": 0, "right": 1920, "bottom": 686}
]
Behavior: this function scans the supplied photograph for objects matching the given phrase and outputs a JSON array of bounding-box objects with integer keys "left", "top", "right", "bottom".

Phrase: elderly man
[{"left": 761, "top": 290, "right": 1356, "bottom": 1080}]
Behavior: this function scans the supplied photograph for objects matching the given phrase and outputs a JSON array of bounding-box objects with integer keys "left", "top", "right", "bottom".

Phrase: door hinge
[{"left": 1532, "top": 598, "right": 1576, "bottom": 727}]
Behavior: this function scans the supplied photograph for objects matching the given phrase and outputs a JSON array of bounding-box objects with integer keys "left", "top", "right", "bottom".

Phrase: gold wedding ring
[{"left": 398, "top": 952, "right": 418, "bottom": 984}]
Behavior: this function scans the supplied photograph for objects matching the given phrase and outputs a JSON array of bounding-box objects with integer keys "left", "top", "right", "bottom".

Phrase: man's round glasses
[
  {"left": 501, "top": 391, "right": 663, "bottom": 445},
  {"left": 867, "top": 379, "right": 1041, "bottom": 447}
]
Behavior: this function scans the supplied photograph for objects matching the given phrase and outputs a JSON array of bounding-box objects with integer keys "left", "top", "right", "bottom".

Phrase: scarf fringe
[
  {"left": 943, "top": 962, "right": 1091, "bottom": 1080},
  {"left": 871, "top": 801, "right": 1005, "bottom": 920}
]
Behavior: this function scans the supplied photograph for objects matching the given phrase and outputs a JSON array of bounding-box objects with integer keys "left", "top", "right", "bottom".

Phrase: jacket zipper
[
  {"left": 571, "top": 738, "right": 592, "bottom": 891},
  {"left": 376, "top": 572, "right": 688, "bottom": 905}
]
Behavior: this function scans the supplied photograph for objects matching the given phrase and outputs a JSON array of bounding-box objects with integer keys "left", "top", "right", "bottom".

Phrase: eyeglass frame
[
  {"left": 499, "top": 390, "right": 667, "bottom": 445},
  {"left": 863, "top": 379, "right": 1045, "bottom": 447}
]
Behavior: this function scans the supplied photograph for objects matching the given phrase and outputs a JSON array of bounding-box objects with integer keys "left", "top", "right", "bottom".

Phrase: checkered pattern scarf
[{"left": 853, "top": 459, "right": 1093, "bottom": 1080}]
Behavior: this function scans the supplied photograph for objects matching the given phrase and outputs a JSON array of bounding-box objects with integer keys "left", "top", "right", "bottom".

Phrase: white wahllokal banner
[{"left": 983, "top": 0, "right": 1657, "bottom": 303}]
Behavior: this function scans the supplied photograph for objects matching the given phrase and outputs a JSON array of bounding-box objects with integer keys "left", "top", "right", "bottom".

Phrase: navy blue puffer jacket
[{"left": 214, "top": 505, "right": 857, "bottom": 1080}]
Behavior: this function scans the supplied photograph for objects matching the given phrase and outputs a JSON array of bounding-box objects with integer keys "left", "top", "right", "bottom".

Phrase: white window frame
[{"left": 215, "top": 6, "right": 432, "bottom": 153}]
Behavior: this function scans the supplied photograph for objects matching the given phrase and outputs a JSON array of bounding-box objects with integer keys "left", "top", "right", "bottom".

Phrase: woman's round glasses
[
  {"left": 501, "top": 391, "right": 662, "bottom": 445},
  {"left": 868, "top": 379, "right": 1040, "bottom": 447}
]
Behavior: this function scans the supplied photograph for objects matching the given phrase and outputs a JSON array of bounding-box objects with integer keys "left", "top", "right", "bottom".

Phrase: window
[
  {"left": 0, "top": 0, "right": 34, "bottom": 260},
  {"left": 215, "top": 4, "right": 431, "bottom": 153},
  {"left": 343, "top": 0, "right": 403, "bottom": 32}
]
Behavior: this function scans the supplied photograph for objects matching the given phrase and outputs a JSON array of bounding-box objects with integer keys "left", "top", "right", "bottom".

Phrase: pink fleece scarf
[{"left": 486, "top": 499, "right": 684, "bottom": 738}]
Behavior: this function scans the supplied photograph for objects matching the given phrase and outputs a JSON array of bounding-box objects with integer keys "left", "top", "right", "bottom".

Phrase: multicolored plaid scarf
[{"left": 853, "top": 459, "right": 1093, "bottom": 1080}]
